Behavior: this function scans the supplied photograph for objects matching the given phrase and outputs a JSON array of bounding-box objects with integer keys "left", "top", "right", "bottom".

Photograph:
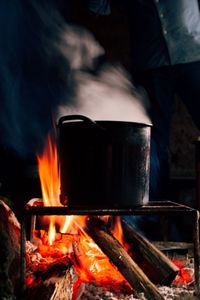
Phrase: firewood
[
  {"left": 122, "top": 220, "right": 179, "bottom": 285},
  {"left": 25, "top": 262, "right": 77, "bottom": 300},
  {"left": 87, "top": 218, "right": 165, "bottom": 300},
  {"left": 0, "top": 198, "right": 21, "bottom": 300}
]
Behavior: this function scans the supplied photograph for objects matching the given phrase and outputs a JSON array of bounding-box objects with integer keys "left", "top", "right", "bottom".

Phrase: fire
[
  {"left": 28, "top": 131, "right": 194, "bottom": 294},
  {"left": 35, "top": 132, "right": 128, "bottom": 290},
  {"left": 37, "top": 133, "right": 76, "bottom": 244},
  {"left": 113, "top": 216, "right": 124, "bottom": 245},
  {"left": 48, "top": 219, "right": 56, "bottom": 246},
  {"left": 37, "top": 133, "right": 60, "bottom": 207}
]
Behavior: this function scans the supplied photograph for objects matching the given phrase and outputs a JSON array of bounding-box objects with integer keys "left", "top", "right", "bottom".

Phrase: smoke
[
  {"left": 0, "top": 0, "right": 150, "bottom": 159},
  {"left": 57, "top": 64, "right": 151, "bottom": 124},
  {"left": 0, "top": 0, "right": 103, "bottom": 158}
]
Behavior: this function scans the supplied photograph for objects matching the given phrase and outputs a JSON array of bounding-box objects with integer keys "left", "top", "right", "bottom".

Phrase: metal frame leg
[
  {"left": 193, "top": 210, "right": 200, "bottom": 295},
  {"left": 20, "top": 216, "right": 26, "bottom": 300}
]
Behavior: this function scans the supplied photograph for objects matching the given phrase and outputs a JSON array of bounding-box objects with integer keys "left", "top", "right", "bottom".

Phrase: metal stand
[{"left": 20, "top": 201, "right": 200, "bottom": 298}]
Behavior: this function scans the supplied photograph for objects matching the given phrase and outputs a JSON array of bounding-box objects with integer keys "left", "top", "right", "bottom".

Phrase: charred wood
[
  {"left": 25, "top": 262, "right": 77, "bottom": 300},
  {"left": 122, "top": 220, "right": 179, "bottom": 285}
]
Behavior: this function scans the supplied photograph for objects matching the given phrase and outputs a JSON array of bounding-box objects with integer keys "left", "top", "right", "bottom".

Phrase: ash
[
  {"left": 76, "top": 283, "right": 197, "bottom": 300},
  {"left": 157, "top": 286, "right": 197, "bottom": 300}
]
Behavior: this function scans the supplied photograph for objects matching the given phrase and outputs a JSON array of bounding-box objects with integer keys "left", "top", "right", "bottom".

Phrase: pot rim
[
  {"left": 92, "top": 119, "right": 152, "bottom": 127},
  {"left": 58, "top": 115, "right": 152, "bottom": 127}
]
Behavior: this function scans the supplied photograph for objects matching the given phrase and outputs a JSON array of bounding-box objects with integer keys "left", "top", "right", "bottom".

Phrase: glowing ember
[
  {"left": 172, "top": 259, "right": 194, "bottom": 286},
  {"left": 72, "top": 226, "right": 128, "bottom": 286}
]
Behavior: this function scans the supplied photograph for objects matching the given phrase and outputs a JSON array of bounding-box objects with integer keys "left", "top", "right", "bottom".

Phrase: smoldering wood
[
  {"left": 0, "top": 199, "right": 21, "bottom": 300},
  {"left": 26, "top": 247, "right": 71, "bottom": 275},
  {"left": 25, "top": 262, "right": 77, "bottom": 300},
  {"left": 86, "top": 218, "right": 165, "bottom": 300},
  {"left": 122, "top": 220, "right": 179, "bottom": 285}
]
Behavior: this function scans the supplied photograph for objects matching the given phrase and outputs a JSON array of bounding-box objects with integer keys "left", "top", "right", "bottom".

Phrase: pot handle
[{"left": 58, "top": 115, "right": 105, "bottom": 130}]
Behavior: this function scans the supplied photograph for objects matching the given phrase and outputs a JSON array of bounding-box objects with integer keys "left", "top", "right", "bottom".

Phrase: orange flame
[
  {"left": 48, "top": 219, "right": 56, "bottom": 246},
  {"left": 112, "top": 216, "right": 124, "bottom": 245},
  {"left": 37, "top": 133, "right": 76, "bottom": 244},
  {"left": 37, "top": 134, "right": 60, "bottom": 207}
]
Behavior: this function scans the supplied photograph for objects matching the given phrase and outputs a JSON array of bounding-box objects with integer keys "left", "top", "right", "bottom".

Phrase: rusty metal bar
[
  {"left": 29, "top": 215, "right": 36, "bottom": 242},
  {"left": 193, "top": 209, "right": 200, "bottom": 296},
  {"left": 20, "top": 215, "right": 27, "bottom": 300},
  {"left": 24, "top": 201, "right": 196, "bottom": 216},
  {"left": 195, "top": 141, "right": 200, "bottom": 210}
]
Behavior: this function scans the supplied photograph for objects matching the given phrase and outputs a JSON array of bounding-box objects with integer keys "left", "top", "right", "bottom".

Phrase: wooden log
[
  {"left": 87, "top": 219, "right": 165, "bottom": 300},
  {"left": 25, "top": 262, "right": 77, "bottom": 300},
  {"left": 0, "top": 198, "right": 21, "bottom": 300},
  {"left": 122, "top": 220, "right": 179, "bottom": 285}
]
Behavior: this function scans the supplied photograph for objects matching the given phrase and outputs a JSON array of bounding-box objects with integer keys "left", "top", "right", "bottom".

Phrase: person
[{"left": 88, "top": 0, "right": 200, "bottom": 200}]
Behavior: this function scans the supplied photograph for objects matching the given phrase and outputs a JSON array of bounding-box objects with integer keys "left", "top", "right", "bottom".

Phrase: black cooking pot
[{"left": 58, "top": 115, "right": 151, "bottom": 209}]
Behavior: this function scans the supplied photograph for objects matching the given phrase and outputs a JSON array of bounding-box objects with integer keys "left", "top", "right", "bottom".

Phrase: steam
[
  {"left": 57, "top": 64, "right": 151, "bottom": 124},
  {"left": 0, "top": 0, "right": 151, "bottom": 159},
  {"left": 60, "top": 25, "right": 104, "bottom": 71}
]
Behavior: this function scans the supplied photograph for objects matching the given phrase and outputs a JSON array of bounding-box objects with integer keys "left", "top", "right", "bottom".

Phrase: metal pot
[{"left": 58, "top": 115, "right": 151, "bottom": 209}]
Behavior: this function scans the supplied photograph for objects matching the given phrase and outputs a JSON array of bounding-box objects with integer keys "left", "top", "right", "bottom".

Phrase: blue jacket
[{"left": 88, "top": 0, "right": 200, "bottom": 71}]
